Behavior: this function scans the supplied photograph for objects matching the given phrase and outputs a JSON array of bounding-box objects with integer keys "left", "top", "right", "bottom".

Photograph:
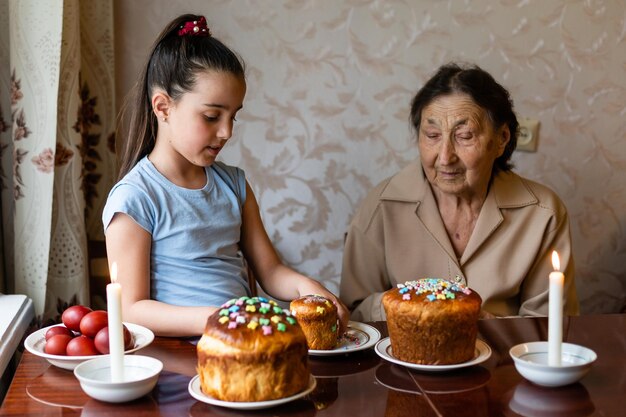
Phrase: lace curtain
[{"left": 0, "top": 0, "right": 116, "bottom": 326}]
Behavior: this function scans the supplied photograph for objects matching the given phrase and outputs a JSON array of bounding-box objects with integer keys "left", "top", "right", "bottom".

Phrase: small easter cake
[
  {"left": 290, "top": 295, "right": 339, "bottom": 350},
  {"left": 197, "top": 296, "right": 310, "bottom": 402},
  {"left": 382, "top": 278, "right": 482, "bottom": 365}
]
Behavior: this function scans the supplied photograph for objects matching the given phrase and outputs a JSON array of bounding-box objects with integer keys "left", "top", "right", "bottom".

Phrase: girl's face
[
  {"left": 165, "top": 70, "right": 246, "bottom": 168},
  {"left": 418, "top": 93, "right": 509, "bottom": 199}
]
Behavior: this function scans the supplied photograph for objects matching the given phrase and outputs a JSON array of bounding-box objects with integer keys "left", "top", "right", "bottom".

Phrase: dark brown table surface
[{"left": 1, "top": 314, "right": 624, "bottom": 416}]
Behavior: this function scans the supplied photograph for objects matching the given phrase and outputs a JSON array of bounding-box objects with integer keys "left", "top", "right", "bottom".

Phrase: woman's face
[{"left": 418, "top": 93, "right": 510, "bottom": 199}]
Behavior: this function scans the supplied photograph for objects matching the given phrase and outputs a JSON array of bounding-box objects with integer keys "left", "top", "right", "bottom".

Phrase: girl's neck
[{"left": 147, "top": 150, "right": 207, "bottom": 190}]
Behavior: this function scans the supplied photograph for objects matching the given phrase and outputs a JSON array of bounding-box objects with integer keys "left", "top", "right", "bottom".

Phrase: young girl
[{"left": 103, "top": 14, "right": 349, "bottom": 337}]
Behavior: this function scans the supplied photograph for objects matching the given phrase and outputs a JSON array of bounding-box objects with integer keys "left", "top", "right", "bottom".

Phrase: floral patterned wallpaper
[{"left": 114, "top": 0, "right": 626, "bottom": 314}]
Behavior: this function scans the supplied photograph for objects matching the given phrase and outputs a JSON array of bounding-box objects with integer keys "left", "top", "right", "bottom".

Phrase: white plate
[
  {"left": 308, "top": 321, "right": 381, "bottom": 356},
  {"left": 188, "top": 374, "right": 316, "bottom": 410},
  {"left": 24, "top": 322, "right": 155, "bottom": 370},
  {"left": 375, "top": 338, "right": 491, "bottom": 372}
]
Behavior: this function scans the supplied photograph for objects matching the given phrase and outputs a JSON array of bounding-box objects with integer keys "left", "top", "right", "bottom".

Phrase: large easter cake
[
  {"left": 382, "top": 278, "right": 482, "bottom": 365},
  {"left": 197, "top": 296, "right": 310, "bottom": 402}
]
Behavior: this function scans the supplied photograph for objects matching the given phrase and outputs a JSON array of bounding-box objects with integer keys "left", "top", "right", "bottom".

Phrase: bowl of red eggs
[{"left": 24, "top": 305, "right": 154, "bottom": 370}]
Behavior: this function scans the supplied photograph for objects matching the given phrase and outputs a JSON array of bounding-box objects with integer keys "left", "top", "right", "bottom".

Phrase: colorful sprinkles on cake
[
  {"left": 397, "top": 278, "right": 472, "bottom": 302},
  {"left": 217, "top": 296, "right": 297, "bottom": 335}
]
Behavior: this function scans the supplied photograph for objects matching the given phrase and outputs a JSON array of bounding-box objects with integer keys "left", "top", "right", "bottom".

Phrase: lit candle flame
[
  {"left": 551, "top": 251, "right": 560, "bottom": 272},
  {"left": 110, "top": 262, "right": 118, "bottom": 284}
]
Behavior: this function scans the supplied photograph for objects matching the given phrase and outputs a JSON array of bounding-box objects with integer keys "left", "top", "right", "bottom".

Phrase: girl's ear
[{"left": 152, "top": 91, "right": 172, "bottom": 121}]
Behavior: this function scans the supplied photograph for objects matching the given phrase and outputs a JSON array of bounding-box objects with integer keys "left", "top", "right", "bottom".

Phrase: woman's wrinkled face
[{"left": 418, "top": 94, "right": 509, "bottom": 199}]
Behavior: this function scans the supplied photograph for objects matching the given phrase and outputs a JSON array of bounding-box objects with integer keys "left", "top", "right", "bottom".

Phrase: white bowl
[
  {"left": 24, "top": 322, "right": 154, "bottom": 370},
  {"left": 509, "top": 341, "right": 596, "bottom": 387},
  {"left": 74, "top": 355, "right": 162, "bottom": 403}
]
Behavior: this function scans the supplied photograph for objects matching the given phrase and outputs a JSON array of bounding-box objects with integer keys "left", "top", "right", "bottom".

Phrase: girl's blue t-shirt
[{"left": 102, "top": 156, "right": 251, "bottom": 307}]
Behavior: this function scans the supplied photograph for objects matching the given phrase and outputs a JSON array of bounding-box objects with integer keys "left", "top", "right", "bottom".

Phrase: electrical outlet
[{"left": 517, "top": 118, "right": 540, "bottom": 152}]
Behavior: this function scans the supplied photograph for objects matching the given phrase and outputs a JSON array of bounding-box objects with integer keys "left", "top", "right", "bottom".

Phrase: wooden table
[{"left": 1, "top": 314, "right": 624, "bottom": 416}]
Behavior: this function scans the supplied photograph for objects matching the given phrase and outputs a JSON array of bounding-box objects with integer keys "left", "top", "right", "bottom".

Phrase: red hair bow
[{"left": 178, "top": 16, "right": 211, "bottom": 37}]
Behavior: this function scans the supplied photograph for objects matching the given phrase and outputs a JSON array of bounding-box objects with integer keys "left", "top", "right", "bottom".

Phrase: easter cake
[
  {"left": 290, "top": 294, "right": 338, "bottom": 350},
  {"left": 197, "top": 296, "right": 310, "bottom": 402},
  {"left": 382, "top": 278, "right": 482, "bottom": 365}
]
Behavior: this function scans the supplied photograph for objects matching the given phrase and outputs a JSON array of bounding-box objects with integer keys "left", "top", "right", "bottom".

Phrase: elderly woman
[{"left": 340, "top": 63, "right": 579, "bottom": 322}]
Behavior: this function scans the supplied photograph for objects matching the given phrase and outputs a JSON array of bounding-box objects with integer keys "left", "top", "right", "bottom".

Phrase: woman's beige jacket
[{"left": 340, "top": 160, "right": 579, "bottom": 322}]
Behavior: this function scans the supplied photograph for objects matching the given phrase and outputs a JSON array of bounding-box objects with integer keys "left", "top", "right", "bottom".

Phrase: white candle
[
  {"left": 548, "top": 251, "right": 564, "bottom": 366},
  {"left": 107, "top": 262, "right": 125, "bottom": 382}
]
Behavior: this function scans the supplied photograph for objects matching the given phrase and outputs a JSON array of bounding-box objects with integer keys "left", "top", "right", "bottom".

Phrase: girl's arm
[
  {"left": 105, "top": 213, "right": 216, "bottom": 337},
  {"left": 239, "top": 182, "right": 350, "bottom": 333}
]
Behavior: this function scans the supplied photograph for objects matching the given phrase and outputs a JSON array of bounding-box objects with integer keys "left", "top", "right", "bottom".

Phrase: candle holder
[
  {"left": 74, "top": 355, "right": 163, "bottom": 403},
  {"left": 509, "top": 341, "right": 596, "bottom": 387}
]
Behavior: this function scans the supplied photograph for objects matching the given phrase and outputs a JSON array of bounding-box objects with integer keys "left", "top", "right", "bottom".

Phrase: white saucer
[
  {"left": 188, "top": 374, "right": 316, "bottom": 410},
  {"left": 308, "top": 321, "right": 381, "bottom": 356},
  {"left": 375, "top": 338, "right": 491, "bottom": 372}
]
